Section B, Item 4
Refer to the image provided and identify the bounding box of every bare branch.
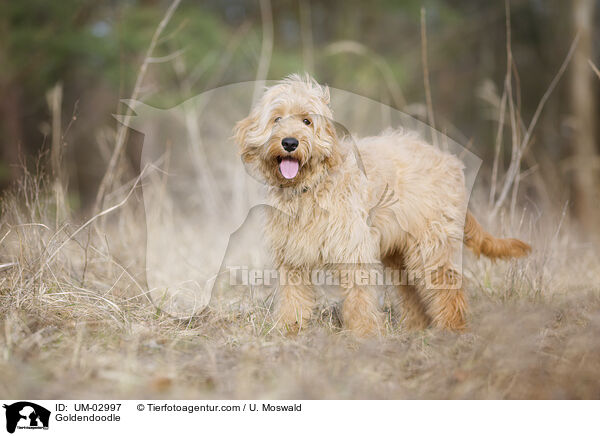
[491,33,579,218]
[299,0,314,73]
[589,59,600,80]
[420,7,437,147]
[253,0,273,104]
[94,0,182,214]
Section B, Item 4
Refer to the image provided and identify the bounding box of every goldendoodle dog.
[234,74,530,336]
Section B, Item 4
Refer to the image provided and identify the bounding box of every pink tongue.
[279,157,299,179]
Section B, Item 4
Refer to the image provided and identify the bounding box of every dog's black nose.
[281,137,299,152]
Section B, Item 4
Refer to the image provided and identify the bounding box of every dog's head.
[234,74,341,190]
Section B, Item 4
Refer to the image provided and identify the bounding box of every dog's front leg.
[274,266,315,333]
[342,286,383,337]
[339,265,384,337]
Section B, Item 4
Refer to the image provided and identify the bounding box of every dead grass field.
[1,170,600,400]
[1,0,599,403]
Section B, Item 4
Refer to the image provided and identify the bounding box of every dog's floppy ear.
[312,82,339,168]
[233,113,258,164]
[321,84,331,106]
[322,116,342,170]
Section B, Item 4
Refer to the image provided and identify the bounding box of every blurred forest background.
[0,0,598,227]
[2,0,600,400]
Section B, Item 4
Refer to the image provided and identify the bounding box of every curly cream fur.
[234,74,531,336]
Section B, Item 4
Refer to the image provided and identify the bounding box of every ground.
[1,180,599,399]
[3,290,600,399]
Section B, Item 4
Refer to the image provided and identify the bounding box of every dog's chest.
[266,193,370,267]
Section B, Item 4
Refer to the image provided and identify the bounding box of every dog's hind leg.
[421,266,467,331]
[416,268,467,331]
[381,252,431,330]
[404,241,467,332]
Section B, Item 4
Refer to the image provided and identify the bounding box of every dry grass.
[1,166,600,400]
[1,1,598,401]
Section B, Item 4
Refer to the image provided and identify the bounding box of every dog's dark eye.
[303,118,312,126]
[274,117,282,123]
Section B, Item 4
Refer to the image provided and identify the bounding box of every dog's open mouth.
[277,156,300,179]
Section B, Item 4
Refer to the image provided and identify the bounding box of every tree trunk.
[0,82,24,186]
[570,0,599,232]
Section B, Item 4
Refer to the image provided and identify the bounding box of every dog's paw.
[279,321,302,336]
[273,309,311,335]
[344,313,384,338]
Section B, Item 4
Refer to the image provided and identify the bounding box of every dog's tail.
[464,211,531,259]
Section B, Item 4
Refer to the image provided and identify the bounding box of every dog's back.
[354,130,530,259]
[354,130,467,257]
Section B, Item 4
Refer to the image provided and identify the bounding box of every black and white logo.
[2,402,50,434]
